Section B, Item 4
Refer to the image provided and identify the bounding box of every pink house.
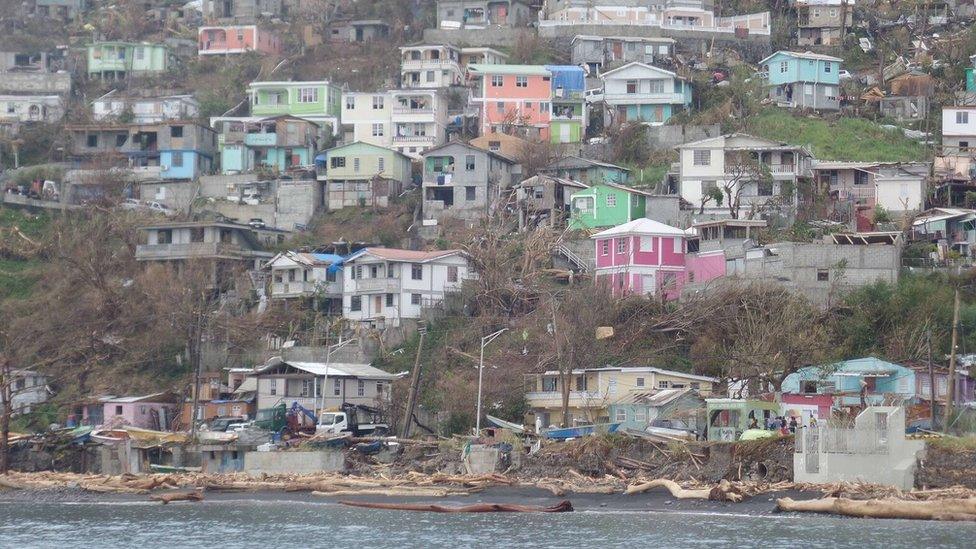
[79,393,180,430]
[198,25,282,56]
[468,64,552,140]
[592,218,726,300]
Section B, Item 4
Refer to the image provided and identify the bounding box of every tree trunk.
[0,360,11,474]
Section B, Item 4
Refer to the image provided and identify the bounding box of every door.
[641,273,656,296]
[559,124,571,143]
[373,295,383,315]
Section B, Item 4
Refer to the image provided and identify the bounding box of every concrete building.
[523,365,717,430]
[32,0,89,20]
[95,393,180,430]
[0,370,50,415]
[266,251,343,309]
[468,64,554,140]
[91,94,200,124]
[0,95,63,124]
[941,106,976,155]
[421,140,520,223]
[727,235,902,307]
[341,89,449,159]
[571,35,676,74]
[469,131,533,159]
[435,0,534,28]
[341,247,473,327]
[215,115,320,175]
[795,0,853,47]
[198,25,282,56]
[539,0,771,37]
[513,174,588,230]
[248,80,342,135]
[252,356,395,417]
[65,121,218,180]
[86,42,172,79]
[399,44,463,89]
[203,0,283,21]
[326,19,391,43]
[320,141,413,210]
[811,161,929,227]
[759,51,842,111]
[459,47,509,70]
[675,133,813,220]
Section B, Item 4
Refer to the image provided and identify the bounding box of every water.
[2,498,974,548]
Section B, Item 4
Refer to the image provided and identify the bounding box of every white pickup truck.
[315,404,389,437]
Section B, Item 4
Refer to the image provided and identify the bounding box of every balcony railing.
[136,241,234,260]
[392,107,434,115]
[601,92,687,104]
[724,163,796,175]
[349,277,401,293]
[524,390,604,406]
[392,135,436,143]
[271,281,317,296]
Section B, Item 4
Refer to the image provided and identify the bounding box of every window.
[574,196,594,213]
[957,111,969,125]
[357,380,365,397]
[425,70,435,82]
[333,378,341,396]
[298,87,319,103]
[331,157,346,169]
[615,408,627,422]
[817,269,829,281]
[114,405,123,415]
[525,102,533,109]
[411,264,423,280]
[345,96,355,109]
[372,96,384,109]
[636,377,645,387]
[488,140,500,151]
[757,180,773,196]
[157,229,172,244]
[353,158,360,172]
[658,380,670,389]
[673,237,682,254]
[616,238,627,253]
[540,102,549,112]
[516,76,527,87]
[960,141,970,152]
[378,157,385,172]
[496,101,505,111]
[542,377,557,392]
[301,379,312,397]
[465,154,476,171]
[626,80,637,94]
[601,240,610,256]
[269,379,277,396]
[386,293,394,307]
[447,265,458,282]
[606,193,616,207]
[692,149,711,166]
[411,293,422,305]
[635,409,647,423]
[824,62,832,73]
[491,75,504,87]
[640,236,653,252]
[352,265,362,279]
[86,134,98,147]
[350,295,362,311]
[372,123,384,137]
[134,47,144,60]
[377,382,385,394]
[690,382,700,390]
[171,151,183,168]
[688,271,695,283]
[780,61,789,73]
[116,134,127,147]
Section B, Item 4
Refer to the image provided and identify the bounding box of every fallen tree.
[777,497,976,521]
[150,490,204,504]
[338,499,574,513]
[625,479,746,502]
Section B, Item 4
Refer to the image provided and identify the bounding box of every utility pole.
[927,325,936,428]
[400,326,426,439]
[475,328,508,434]
[946,288,961,431]
[189,302,205,440]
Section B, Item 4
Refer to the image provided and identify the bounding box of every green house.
[321,141,413,210]
[248,80,342,135]
[87,42,171,79]
[568,182,650,230]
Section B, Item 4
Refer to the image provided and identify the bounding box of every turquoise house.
[598,62,692,125]
[87,42,171,79]
[607,388,706,433]
[758,51,842,111]
[218,116,320,175]
[781,357,916,407]
[568,182,649,230]
[540,156,629,186]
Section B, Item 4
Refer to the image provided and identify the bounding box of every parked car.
[121,198,141,210]
[248,218,266,229]
[838,70,852,80]
[205,416,247,432]
[144,201,174,216]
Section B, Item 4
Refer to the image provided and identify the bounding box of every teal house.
[87,42,171,79]
[248,80,343,135]
[758,51,842,111]
[598,62,692,126]
[607,388,706,432]
[540,156,629,186]
[218,115,320,175]
[781,357,916,407]
[568,182,650,230]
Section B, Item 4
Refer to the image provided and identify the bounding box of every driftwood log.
[625,479,745,502]
[777,497,976,521]
[150,490,204,504]
[338,500,574,513]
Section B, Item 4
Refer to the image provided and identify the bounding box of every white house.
[252,357,396,413]
[595,61,692,125]
[399,44,463,89]
[342,247,473,327]
[341,89,448,159]
[942,106,976,155]
[91,93,200,124]
[0,369,50,415]
[676,133,813,220]
[0,94,64,124]
[266,251,344,311]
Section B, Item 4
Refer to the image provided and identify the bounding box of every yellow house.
[523,366,718,430]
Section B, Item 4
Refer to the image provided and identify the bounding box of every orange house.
[198,25,282,56]
[468,64,553,140]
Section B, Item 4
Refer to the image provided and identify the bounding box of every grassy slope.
[745,109,931,162]
[0,207,49,300]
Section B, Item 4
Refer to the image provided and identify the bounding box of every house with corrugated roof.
[567,182,649,230]
[341,247,474,327]
[758,50,843,111]
[251,356,396,413]
[781,357,916,407]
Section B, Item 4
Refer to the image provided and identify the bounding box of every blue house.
[607,388,706,433]
[598,62,692,125]
[758,51,842,111]
[781,357,916,407]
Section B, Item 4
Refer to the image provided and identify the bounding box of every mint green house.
[321,141,413,210]
[217,115,320,175]
[568,182,650,230]
[87,42,171,79]
[248,81,342,135]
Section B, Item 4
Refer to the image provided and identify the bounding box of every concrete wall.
[646,124,722,150]
[0,72,71,94]
[423,27,524,48]
[244,450,345,475]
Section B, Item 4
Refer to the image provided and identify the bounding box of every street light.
[476,328,508,434]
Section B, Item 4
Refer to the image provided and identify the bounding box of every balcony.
[392,135,436,144]
[244,133,278,146]
[136,241,234,260]
[271,281,317,297]
[401,59,459,71]
[724,163,797,175]
[601,92,687,105]
[525,391,604,408]
[349,277,401,293]
[392,106,434,115]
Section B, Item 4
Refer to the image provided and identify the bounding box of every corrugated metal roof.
[592,218,686,238]
[467,63,550,76]
[347,247,464,263]
[281,361,397,380]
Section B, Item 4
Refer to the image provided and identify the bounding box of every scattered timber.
[625,478,746,502]
[777,497,976,521]
[338,500,574,513]
[150,490,204,504]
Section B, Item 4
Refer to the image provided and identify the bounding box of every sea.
[1,498,974,548]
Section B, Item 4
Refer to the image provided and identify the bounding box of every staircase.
[554,243,592,273]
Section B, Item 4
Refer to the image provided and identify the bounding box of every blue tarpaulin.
[545,65,585,92]
[310,253,346,274]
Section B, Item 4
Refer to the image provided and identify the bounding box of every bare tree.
[722,152,773,219]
